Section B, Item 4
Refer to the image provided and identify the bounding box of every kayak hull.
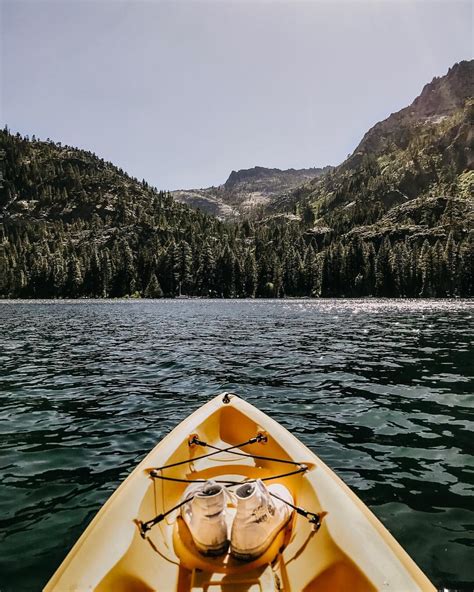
[44,394,435,591]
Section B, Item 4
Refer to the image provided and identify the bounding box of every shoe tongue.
[201,482,221,497]
[236,482,255,498]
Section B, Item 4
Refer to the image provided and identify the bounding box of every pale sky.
[1,0,472,190]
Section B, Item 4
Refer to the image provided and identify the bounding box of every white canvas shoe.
[230,479,294,561]
[180,480,229,555]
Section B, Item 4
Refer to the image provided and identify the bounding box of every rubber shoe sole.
[230,515,291,561]
[194,538,229,557]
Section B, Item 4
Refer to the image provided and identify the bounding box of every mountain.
[0,131,228,297]
[350,60,473,160]
[172,165,330,218]
[0,60,472,299]
[281,60,473,237]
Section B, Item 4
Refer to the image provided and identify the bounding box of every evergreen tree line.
[1,220,471,298]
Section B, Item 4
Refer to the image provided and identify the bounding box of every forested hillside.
[0,61,472,299]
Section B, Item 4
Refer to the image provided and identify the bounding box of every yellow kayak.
[45,393,435,591]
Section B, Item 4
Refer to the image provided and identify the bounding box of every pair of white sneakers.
[181,479,293,561]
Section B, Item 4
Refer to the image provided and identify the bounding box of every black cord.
[203,442,306,466]
[150,465,307,484]
[148,435,267,473]
[140,435,321,537]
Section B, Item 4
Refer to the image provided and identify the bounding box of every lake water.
[0,299,473,590]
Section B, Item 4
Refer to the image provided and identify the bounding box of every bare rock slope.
[172,165,331,218]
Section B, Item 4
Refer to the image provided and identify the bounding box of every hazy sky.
[1,0,472,189]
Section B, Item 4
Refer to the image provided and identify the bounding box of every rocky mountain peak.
[350,59,473,159]
[223,166,323,189]
[224,166,276,188]
[410,59,473,119]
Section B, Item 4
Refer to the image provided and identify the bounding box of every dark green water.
[0,299,473,590]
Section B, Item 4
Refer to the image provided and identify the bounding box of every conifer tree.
[144,273,163,298]
[243,251,258,297]
[419,240,434,297]
[444,231,459,296]
[375,237,392,296]
[66,256,83,297]
[100,251,112,298]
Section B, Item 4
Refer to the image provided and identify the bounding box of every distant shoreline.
[0,297,471,302]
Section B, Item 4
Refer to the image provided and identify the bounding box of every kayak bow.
[44,393,435,591]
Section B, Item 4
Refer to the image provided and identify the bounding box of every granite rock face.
[282,59,473,241]
[349,60,474,161]
[172,165,331,219]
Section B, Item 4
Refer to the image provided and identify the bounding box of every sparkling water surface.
[0,299,473,590]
